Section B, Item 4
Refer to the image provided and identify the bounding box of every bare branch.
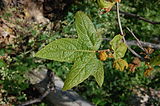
[111,8,160,25]
[103,38,160,49]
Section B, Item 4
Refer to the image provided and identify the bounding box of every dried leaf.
[145,47,154,55]
[128,64,136,72]
[144,68,154,76]
[98,51,108,61]
[132,57,141,66]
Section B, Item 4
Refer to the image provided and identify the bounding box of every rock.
[26,66,94,106]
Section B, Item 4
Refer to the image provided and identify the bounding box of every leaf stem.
[97,49,111,53]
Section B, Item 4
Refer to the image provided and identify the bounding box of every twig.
[116,3,124,35]
[18,71,55,106]
[116,3,144,60]
[111,8,160,25]
[126,27,145,52]
[103,38,160,49]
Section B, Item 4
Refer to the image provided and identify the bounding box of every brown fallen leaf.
[128,57,141,72]
[144,67,154,76]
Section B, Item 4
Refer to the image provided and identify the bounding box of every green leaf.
[97,0,115,9]
[36,11,104,90]
[150,55,160,66]
[62,54,104,90]
[35,38,83,62]
[92,60,104,87]
[110,34,127,59]
[75,11,102,50]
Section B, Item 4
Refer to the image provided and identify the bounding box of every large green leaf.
[110,35,127,59]
[35,11,104,90]
[63,54,104,90]
[75,11,102,50]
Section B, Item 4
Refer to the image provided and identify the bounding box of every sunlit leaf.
[113,59,128,71]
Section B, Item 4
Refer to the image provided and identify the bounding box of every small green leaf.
[150,55,160,66]
[110,34,127,59]
[75,11,102,50]
[62,54,104,90]
[97,0,115,9]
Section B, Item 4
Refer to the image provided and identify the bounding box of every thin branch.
[111,8,160,25]
[116,3,144,60]
[126,27,145,52]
